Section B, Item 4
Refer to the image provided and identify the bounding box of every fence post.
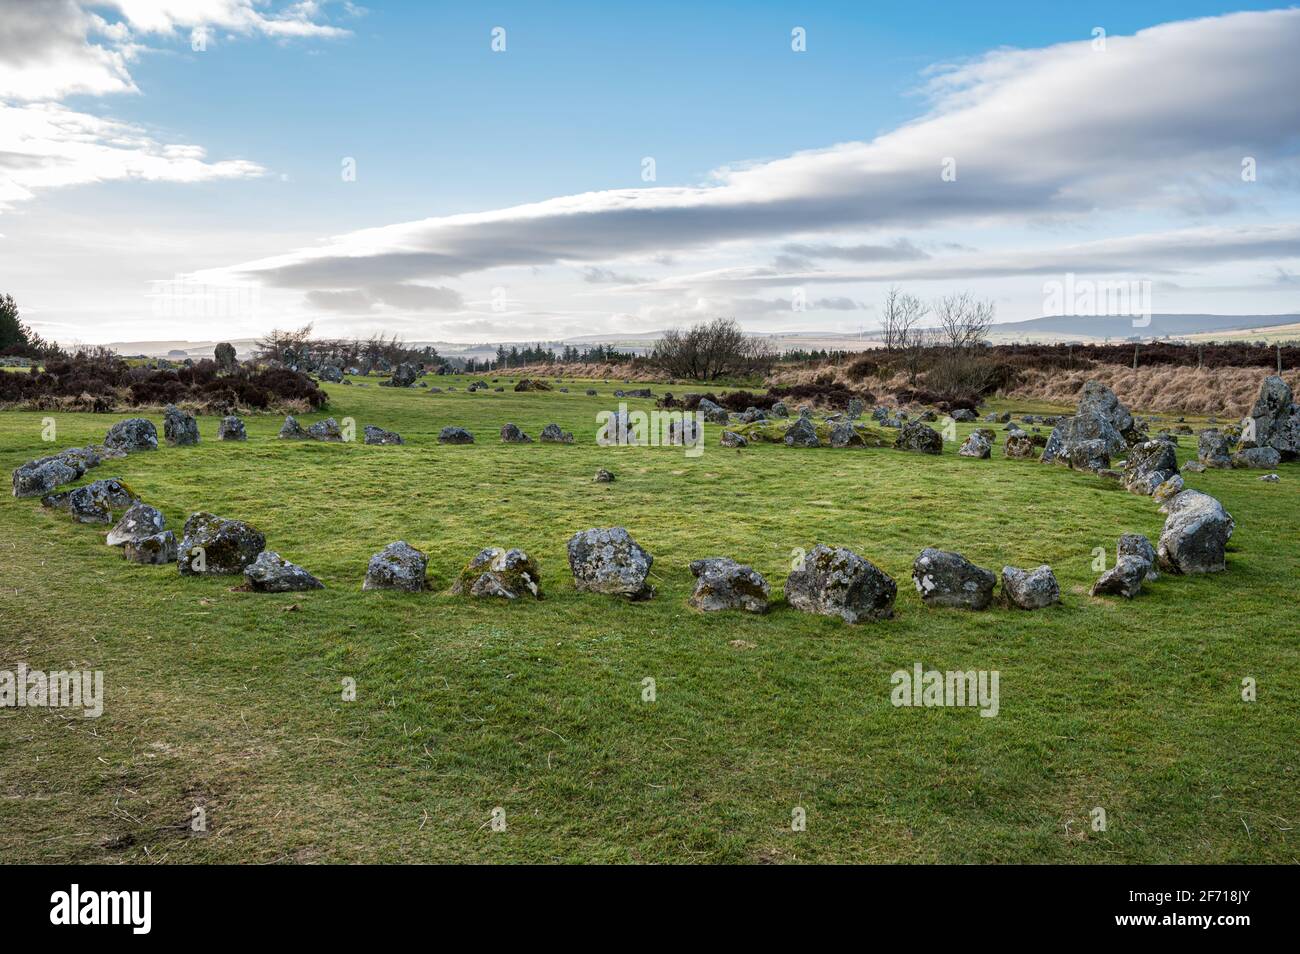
[1132,342,1139,370]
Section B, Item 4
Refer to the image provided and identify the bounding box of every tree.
[879,286,931,383]
[650,317,776,380]
[932,292,994,352]
[0,293,31,351]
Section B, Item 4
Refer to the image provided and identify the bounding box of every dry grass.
[1003,365,1299,417]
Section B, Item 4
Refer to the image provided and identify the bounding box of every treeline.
[0,293,66,360]
[461,342,635,373]
[254,326,445,371]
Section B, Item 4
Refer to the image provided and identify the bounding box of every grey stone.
[1118,533,1159,581]
[1123,439,1179,495]
[242,551,324,592]
[278,415,307,439]
[104,418,158,453]
[697,398,729,424]
[912,548,996,610]
[163,405,199,446]
[363,541,428,591]
[1001,565,1060,609]
[895,421,943,454]
[1091,555,1149,598]
[438,426,474,444]
[217,416,247,441]
[363,425,404,445]
[178,512,266,575]
[566,527,654,600]
[539,423,574,444]
[307,417,343,442]
[593,468,615,483]
[451,547,541,599]
[720,430,748,448]
[1157,490,1234,574]
[107,502,165,546]
[958,432,992,459]
[500,423,533,443]
[688,557,769,613]
[784,544,896,623]
[784,417,820,447]
[1232,446,1281,468]
[1197,429,1233,468]
[123,531,177,565]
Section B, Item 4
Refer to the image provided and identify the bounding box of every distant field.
[1,375,1295,863]
[1184,323,1300,345]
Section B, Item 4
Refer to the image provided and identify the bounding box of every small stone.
[438,426,474,444]
[1001,565,1060,609]
[217,416,247,441]
[688,557,769,613]
[593,468,615,483]
[363,425,404,445]
[242,551,324,592]
[363,541,429,592]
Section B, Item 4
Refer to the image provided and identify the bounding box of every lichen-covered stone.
[958,432,992,459]
[242,551,324,592]
[720,430,748,448]
[1091,555,1149,598]
[307,417,343,442]
[217,416,247,441]
[566,527,653,600]
[363,425,403,445]
[500,423,532,443]
[451,547,541,599]
[688,557,769,613]
[1001,565,1060,609]
[163,404,199,446]
[895,421,943,454]
[539,423,574,444]
[438,426,474,444]
[177,512,266,576]
[362,541,428,591]
[279,415,307,439]
[912,548,996,610]
[1157,490,1234,574]
[103,418,158,453]
[593,468,615,483]
[1118,533,1159,581]
[107,502,165,546]
[1123,439,1179,495]
[784,544,896,623]
[123,531,177,565]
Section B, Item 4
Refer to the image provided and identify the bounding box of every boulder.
[1001,565,1060,610]
[362,541,429,591]
[307,417,344,442]
[383,363,418,388]
[500,423,533,444]
[363,425,404,445]
[1004,434,1037,459]
[279,415,307,439]
[784,417,820,447]
[697,398,729,424]
[846,397,865,421]
[1197,429,1233,468]
[1064,438,1111,472]
[318,364,343,383]
[1078,380,1137,443]
[1151,474,1184,506]
[44,478,138,524]
[720,430,748,448]
[242,551,324,592]
[566,527,654,600]
[593,468,615,483]
[950,409,978,422]
[123,531,177,565]
[12,454,81,498]
[450,547,541,599]
[103,418,158,453]
[912,548,997,610]
[539,423,574,444]
[1118,533,1159,581]
[1157,490,1234,574]
[688,557,770,613]
[770,401,790,418]
[106,502,165,546]
[217,416,247,441]
[438,426,474,444]
[895,421,943,454]
[163,405,199,446]
[1232,446,1281,468]
[177,512,265,575]
[829,422,864,448]
[958,432,992,459]
[1091,555,1150,598]
[1241,374,1299,459]
[1122,439,1179,495]
[784,544,896,623]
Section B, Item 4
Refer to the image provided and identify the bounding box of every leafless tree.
[933,292,995,352]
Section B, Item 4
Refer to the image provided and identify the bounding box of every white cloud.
[0,102,264,210]
[213,9,1300,298]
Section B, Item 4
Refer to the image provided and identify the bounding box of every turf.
[1,375,1295,863]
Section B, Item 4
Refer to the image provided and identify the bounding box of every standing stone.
[593,468,615,483]
[307,418,344,442]
[279,416,307,439]
[217,416,247,441]
[958,432,992,459]
[451,547,542,599]
[123,531,177,565]
[1156,490,1234,574]
[362,541,429,591]
[784,544,896,623]
[1197,429,1233,468]
[566,527,654,600]
[177,512,265,575]
[318,364,343,383]
[363,425,404,445]
[107,502,165,547]
[770,401,790,418]
[697,398,729,424]
[1122,439,1179,495]
[1118,533,1159,581]
[163,405,199,446]
[500,423,533,443]
[1241,374,1299,459]
[45,478,138,524]
[1001,565,1060,609]
[829,422,864,448]
[913,548,997,609]
[1232,446,1281,468]
[384,363,418,388]
[688,557,770,613]
[539,423,574,443]
[720,430,748,448]
[242,551,324,592]
[784,417,820,447]
[1004,434,1037,459]
[438,426,474,444]
[895,421,943,454]
[1091,555,1150,598]
[104,418,158,453]
[846,397,865,421]
[12,455,81,498]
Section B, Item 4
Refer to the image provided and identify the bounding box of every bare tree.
[880,286,931,382]
[651,318,775,380]
[933,293,994,352]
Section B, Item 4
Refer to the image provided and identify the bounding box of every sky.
[1,0,1299,346]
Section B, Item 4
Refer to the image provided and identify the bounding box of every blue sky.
[2,1,1299,344]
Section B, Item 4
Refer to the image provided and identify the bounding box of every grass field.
[1,374,1296,863]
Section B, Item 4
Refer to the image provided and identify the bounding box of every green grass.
[1,374,1296,863]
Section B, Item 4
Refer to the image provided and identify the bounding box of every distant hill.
[985,313,1300,342]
